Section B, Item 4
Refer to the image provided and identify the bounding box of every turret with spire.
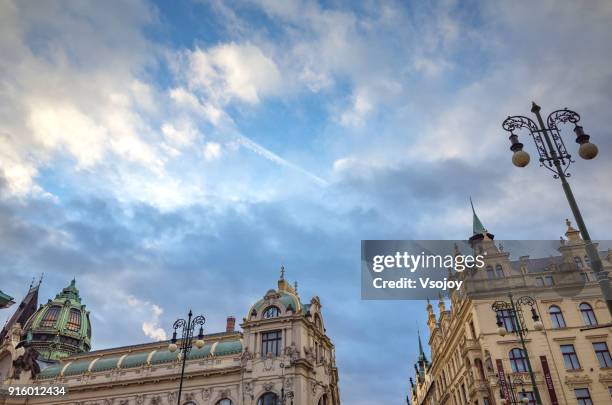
[468,198,495,249]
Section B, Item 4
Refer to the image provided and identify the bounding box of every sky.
[1,0,612,403]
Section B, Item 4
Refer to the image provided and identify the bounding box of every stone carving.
[284,376,293,389]
[240,347,253,366]
[264,353,274,371]
[263,382,274,391]
[219,388,231,398]
[103,400,114,405]
[150,396,161,405]
[11,345,40,380]
[135,395,144,405]
[119,400,129,405]
[244,382,253,395]
[304,346,315,362]
[311,381,318,394]
[202,388,212,400]
[284,342,300,363]
[167,391,177,403]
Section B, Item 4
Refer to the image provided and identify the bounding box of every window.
[261,330,282,357]
[521,391,536,405]
[579,303,598,326]
[497,309,516,332]
[40,306,61,328]
[483,398,491,405]
[509,348,528,373]
[475,358,485,380]
[544,276,554,286]
[469,321,477,340]
[548,305,566,328]
[580,272,589,282]
[575,388,593,405]
[574,256,584,269]
[216,400,232,405]
[561,344,581,370]
[257,392,279,405]
[486,266,495,279]
[584,255,591,268]
[535,277,544,287]
[495,264,504,278]
[318,394,328,405]
[66,308,81,332]
[262,306,280,319]
[593,342,612,368]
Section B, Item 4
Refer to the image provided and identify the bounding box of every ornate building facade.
[409,212,612,405]
[0,271,340,405]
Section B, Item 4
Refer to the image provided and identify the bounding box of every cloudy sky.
[1,0,612,403]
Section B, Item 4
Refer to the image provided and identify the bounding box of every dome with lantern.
[22,279,92,361]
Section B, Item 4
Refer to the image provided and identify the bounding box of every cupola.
[22,279,91,361]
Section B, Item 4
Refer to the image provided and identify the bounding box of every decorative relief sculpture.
[11,345,40,380]
[202,388,212,400]
[263,382,274,392]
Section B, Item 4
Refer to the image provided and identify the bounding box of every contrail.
[234,134,329,187]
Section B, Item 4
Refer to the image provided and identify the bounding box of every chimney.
[226,316,236,333]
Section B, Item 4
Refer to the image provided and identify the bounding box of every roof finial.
[294,280,298,293]
[280,264,285,280]
[37,273,44,287]
[470,197,487,235]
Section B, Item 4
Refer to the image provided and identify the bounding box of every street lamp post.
[492,294,544,405]
[498,375,531,405]
[168,310,206,405]
[502,102,612,317]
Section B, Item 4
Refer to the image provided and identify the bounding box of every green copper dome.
[22,279,92,361]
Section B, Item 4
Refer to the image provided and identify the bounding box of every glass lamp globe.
[579,142,598,160]
[512,150,530,167]
[497,326,507,337]
[533,320,544,331]
[168,343,178,352]
[195,339,205,349]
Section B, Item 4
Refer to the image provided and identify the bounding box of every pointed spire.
[294,280,298,293]
[470,197,487,235]
[417,329,425,359]
[280,264,285,280]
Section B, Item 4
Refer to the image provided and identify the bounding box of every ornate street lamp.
[498,375,531,405]
[168,310,206,405]
[492,294,543,405]
[502,103,612,317]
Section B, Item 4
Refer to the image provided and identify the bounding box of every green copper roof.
[187,344,213,360]
[470,197,486,235]
[38,364,62,379]
[150,349,179,365]
[0,290,14,308]
[90,356,120,373]
[55,279,81,302]
[63,360,91,377]
[214,340,242,356]
[120,351,150,369]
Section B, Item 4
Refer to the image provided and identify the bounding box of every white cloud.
[127,296,167,341]
[203,142,222,161]
[185,43,283,104]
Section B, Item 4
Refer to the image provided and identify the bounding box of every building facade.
[0,270,340,405]
[410,214,612,405]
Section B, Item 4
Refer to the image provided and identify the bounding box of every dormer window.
[263,306,280,319]
[67,308,81,332]
[40,306,61,328]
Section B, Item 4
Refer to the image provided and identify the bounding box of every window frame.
[40,306,61,328]
[575,388,593,405]
[579,303,598,326]
[261,330,282,357]
[548,305,566,328]
[262,306,281,319]
[509,348,528,373]
[257,392,279,405]
[66,308,81,332]
[593,342,612,368]
[560,344,581,370]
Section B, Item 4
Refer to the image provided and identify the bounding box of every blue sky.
[2,1,612,403]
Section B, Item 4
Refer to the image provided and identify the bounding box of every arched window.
[216,399,232,405]
[548,305,566,328]
[66,308,81,332]
[495,264,504,278]
[40,306,61,328]
[474,358,485,380]
[257,392,279,405]
[509,348,528,372]
[574,256,584,269]
[263,306,280,319]
[497,309,516,332]
[318,394,328,405]
[486,266,495,279]
[579,303,597,326]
